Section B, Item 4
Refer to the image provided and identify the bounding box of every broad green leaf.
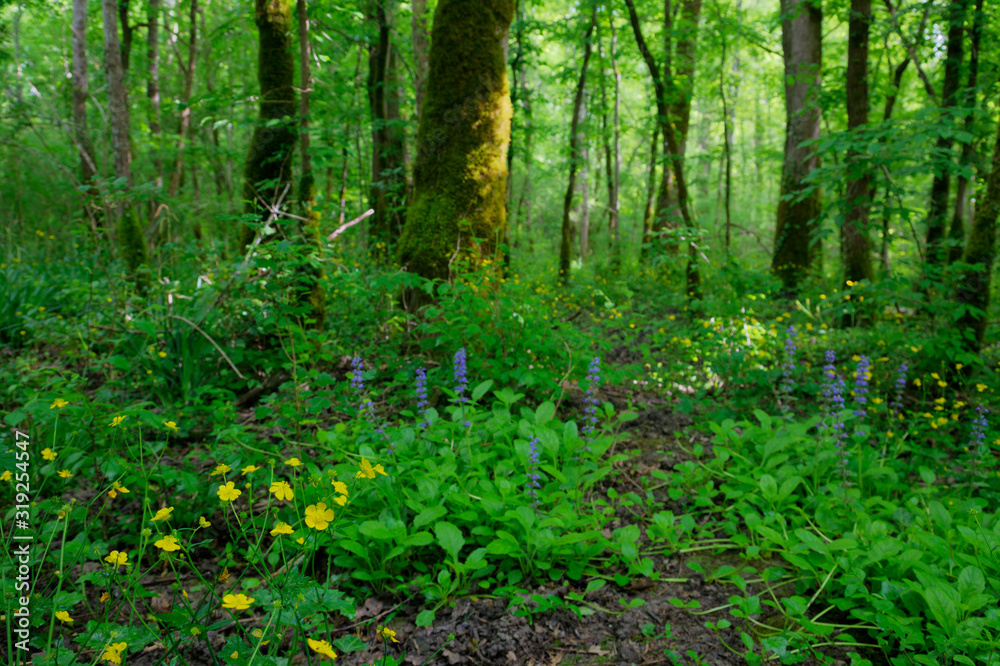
[434,521,465,562]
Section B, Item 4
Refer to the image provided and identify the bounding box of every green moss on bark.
[239,0,298,249]
[397,0,515,282]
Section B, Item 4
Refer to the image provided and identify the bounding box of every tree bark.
[72,0,99,225]
[397,0,514,288]
[719,28,735,258]
[956,102,1000,351]
[842,0,874,312]
[411,0,430,119]
[924,0,968,268]
[295,0,324,329]
[169,0,198,198]
[948,0,983,264]
[102,0,132,193]
[118,0,134,77]
[641,123,659,258]
[771,0,822,294]
[239,0,298,249]
[148,0,163,188]
[609,8,621,256]
[559,7,596,283]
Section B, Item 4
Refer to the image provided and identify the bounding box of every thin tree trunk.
[147,0,163,188]
[948,0,983,264]
[878,54,910,275]
[771,0,822,294]
[641,123,660,258]
[168,0,198,198]
[559,6,596,284]
[338,147,349,226]
[367,0,404,259]
[411,0,430,119]
[13,6,24,104]
[842,0,874,326]
[609,7,621,256]
[578,93,590,265]
[298,0,312,180]
[956,101,1000,351]
[719,32,733,257]
[924,0,969,268]
[507,0,525,212]
[118,0,134,77]
[625,0,700,295]
[72,0,99,226]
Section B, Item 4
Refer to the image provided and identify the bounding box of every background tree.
[239,0,298,249]
[397,0,515,290]
[842,0,874,312]
[771,0,822,294]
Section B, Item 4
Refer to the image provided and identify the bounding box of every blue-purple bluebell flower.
[525,436,541,505]
[582,357,601,446]
[415,367,429,429]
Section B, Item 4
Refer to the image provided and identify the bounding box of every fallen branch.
[327,208,374,241]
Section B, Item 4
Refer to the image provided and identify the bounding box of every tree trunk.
[559,7,596,284]
[878,55,910,275]
[295,0,324,329]
[148,0,163,188]
[118,0,134,77]
[367,1,405,260]
[641,123,660,259]
[102,0,132,194]
[771,0,822,294]
[956,103,1000,351]
[239,0,298,249]
[169,0,198,198]
[507,0,525,213]
[719,30,735,258]
[842,0,874,314]
[397,0,514,289]
[72,0,99,226]
[948,0,982,264]
[609,7,621,257]
[625,0,700,296]
[924,0,968,268]
[577,94,590,266]
[411,0,430,119]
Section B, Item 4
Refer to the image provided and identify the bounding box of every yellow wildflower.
[221,593,255,610]
[50,398,68,409]
[270,480,294,501]
[151,507,174,521]
[305,503,335,531]
[217,482,242,502]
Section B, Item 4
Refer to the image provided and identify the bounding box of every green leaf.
[957,566,985,598]
[413,506,448,529]
[333,635,368,653]
[759,474,778,502]
[472,380,494,402]
[415,609,436,627]
[434,521,465,562]
[923,585,959,633]
[535,401,555,426]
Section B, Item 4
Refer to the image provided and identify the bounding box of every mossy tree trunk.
[771,0,822,295]
[955,104,1000,352]
[239,0,297,249]
[842,0,873,327]
[397,0,515,287]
